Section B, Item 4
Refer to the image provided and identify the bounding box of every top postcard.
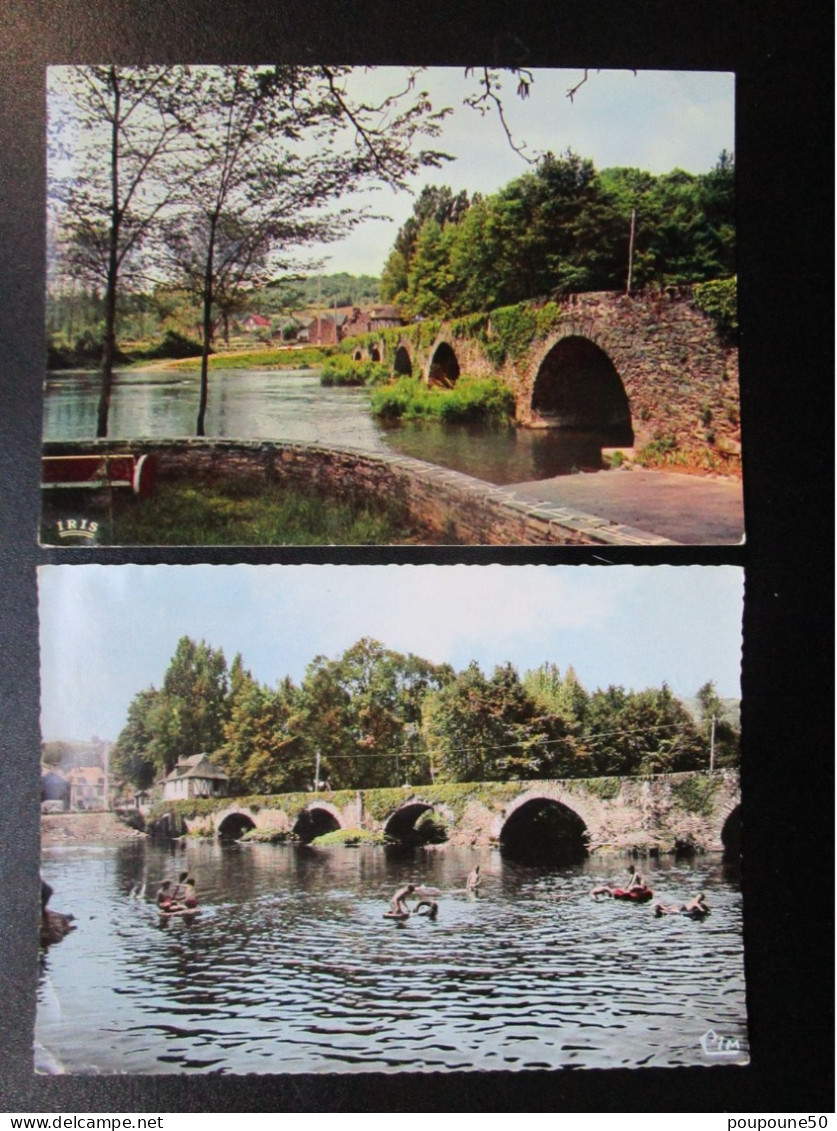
[41,66,742,547]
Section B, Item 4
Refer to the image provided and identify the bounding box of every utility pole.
[626,206,636,296]
[317,274,322,345]
[709,716,717,772]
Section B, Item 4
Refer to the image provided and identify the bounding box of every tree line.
[47,271,382,364]
[379,150,735,319]
[111,635,739,796]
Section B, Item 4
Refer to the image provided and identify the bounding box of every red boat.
[611,886,654,902]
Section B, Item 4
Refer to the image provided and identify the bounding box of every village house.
[340,305,403,339]
[41,769,71,811]
[161,753,230,802]
[239,313,272,333]
[67,765,107,811]
[301,311,349,346]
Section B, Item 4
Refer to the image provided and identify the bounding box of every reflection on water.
[43,369,386,452]
[43,369,610,485]
[37,842,748,1074]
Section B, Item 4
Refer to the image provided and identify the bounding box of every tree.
[583,683,705,776]
[159,65,452,434]
[218,660,307,794]
[111,687,165,790]
[296,638,450,789]
[423,661,584,783]
[696,679,740,768]
[49,66,194,435]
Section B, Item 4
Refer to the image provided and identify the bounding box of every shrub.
[310,827,385,846]
[671,776,719,817]
[321,355,389,387]
[693,277,738,341]
[370,375,515,424]
[135,329,205,361]
[481,301,562,367]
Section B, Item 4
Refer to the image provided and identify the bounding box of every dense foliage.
[369,375,516,423]
[380,150,735,318]
[111,637,739,795]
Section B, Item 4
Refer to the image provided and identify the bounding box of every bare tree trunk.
[96,67,120,438]
[196,223,216,437]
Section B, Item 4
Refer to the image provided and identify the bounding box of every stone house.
[340,305,403,339]
[161,753,229,802]
[67,765,107,811]
[302,311,349,346]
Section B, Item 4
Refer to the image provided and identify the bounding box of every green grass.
[320,355,390,386]
[153,346,332,371]
[310,828,386,846]
[370,375,515,424]
[56,478,422,546]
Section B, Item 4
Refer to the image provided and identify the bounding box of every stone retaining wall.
[43,438,675,546]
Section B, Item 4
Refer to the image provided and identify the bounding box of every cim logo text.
[700,1029,744,1058]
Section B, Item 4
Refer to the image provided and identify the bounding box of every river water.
[42,368,605,484]
[37,841,748,1075]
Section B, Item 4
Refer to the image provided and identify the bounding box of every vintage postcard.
[41,66,743,548]
[37,563,747,1074]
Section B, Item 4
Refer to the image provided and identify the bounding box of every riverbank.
[42,812,146,846]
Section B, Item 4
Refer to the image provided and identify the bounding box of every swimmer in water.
[389,884,416,916]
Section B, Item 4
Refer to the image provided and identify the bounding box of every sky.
[310,68,735,276]
[39,564,743,742]
[47,66,734,282]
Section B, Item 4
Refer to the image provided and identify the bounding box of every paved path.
[504,467,745,545]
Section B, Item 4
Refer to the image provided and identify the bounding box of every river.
[42,367,607,485]
[37,841,748,1074]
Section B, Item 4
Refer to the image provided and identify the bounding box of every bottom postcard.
[36,563,747,1073]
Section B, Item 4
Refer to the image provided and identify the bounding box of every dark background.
[1,0,833,1113]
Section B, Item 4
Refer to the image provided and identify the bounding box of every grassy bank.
[41,477,429,546]
[370,375,516,424]
[166,346,331,371]
[48,342,332,373]
[320,355,390,386]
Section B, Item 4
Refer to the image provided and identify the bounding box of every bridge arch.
[393,344,413,377]
[293,802,342,844]
[531,334,633,445]
[384,800,448,845]
[427,341,460,386]
[720,803,741,862]
[217,811,257,840]
[498,791,590,862]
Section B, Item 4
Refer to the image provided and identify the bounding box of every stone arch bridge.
[158,770,741,859]
[353,288,740,465]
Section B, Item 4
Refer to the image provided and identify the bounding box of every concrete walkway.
[503,467,745,545]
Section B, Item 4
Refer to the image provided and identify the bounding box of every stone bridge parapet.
[156,770,740,857]
[44,438,675,546]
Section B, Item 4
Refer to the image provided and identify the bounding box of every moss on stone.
[670,775,720,816]
[310,827,385,847]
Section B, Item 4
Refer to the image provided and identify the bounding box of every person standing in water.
[625,863,646,891]
[466,864,481,892]
[390,884,416,916]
